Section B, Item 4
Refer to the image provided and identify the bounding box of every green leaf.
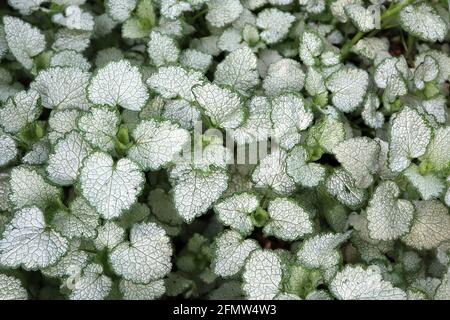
[88,60,148,111]
[330,265,406,300]
[128,119,190,171]
[402,200,450,250]
[79,152,144,219]
[212,230,259,277]
[0,274,28,300]
[388,106,432,173]
[264,198,313,241]
[214,192,259,236]
[326,67,369,113]
[110,222,172,283]
[0,207,68,270]
[367,181,414,241]
[334,137,380,189]
[214,46,260,96]
[243,250,282,299]
[3,16,46,69]
[399,3,447,42]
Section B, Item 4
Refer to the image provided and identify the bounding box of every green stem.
[341,31,364,59]
[201,114,214,129]
[191,8,208,21]
[340,0,415,60]
[406,33,415,60]
[380,0,414,20]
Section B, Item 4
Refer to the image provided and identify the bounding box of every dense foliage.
[0,0,449,300]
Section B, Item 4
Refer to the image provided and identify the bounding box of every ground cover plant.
[0,0,449,300]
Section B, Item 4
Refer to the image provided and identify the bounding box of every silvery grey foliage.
[0,0,449,301]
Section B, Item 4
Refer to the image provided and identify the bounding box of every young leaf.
[373,57,409,96]
[50,50,91,71]
[22,141,50,165]
[299,29,323,66]
[54,28,91,52]
[212,230,259,277]
[147,31,180,67]
[352,37,389,60]
[0,207,68,270]
[88,60,148,111]
[230,96,272,145]
[305,66,326,98]
[306,113,346,153]
[264,198,313,241]
[330,0,363,22]
[52,5,95,31]
[413,56,439,90]
[180,49,212,73]
[48,109,81,144]
[367,181,414,241]
[421,96,447,124]
[299,0,325,14]
[79,152,144,219]
[243,250,282,299]
[8,0,46,15]
[361,92,384,129]
[330,265,406,300]
[160,0,192,20]
[128,119,189,171]
[415,50,450,84]
[163,99,201,130]
[109,222,172,283]
[42,241,89,279]
[217,28,244,53]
